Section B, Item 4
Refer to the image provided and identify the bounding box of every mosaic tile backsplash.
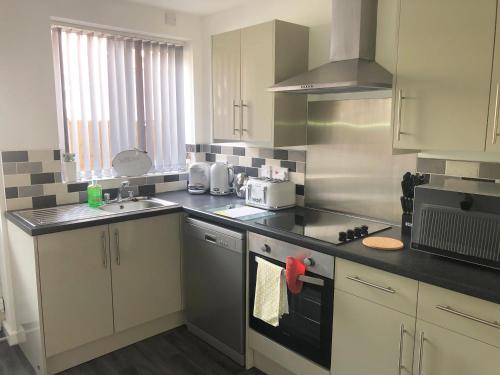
[1,144,306,211]
[1,150,188,211]
[416,156,500,182]
[186,144,306,206]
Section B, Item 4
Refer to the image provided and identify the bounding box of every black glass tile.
[245,167,259,177]
[280,160,296,172]
[210,145,222,154]
[67,182,89,192]
[234,166,246,174]
[164,174,180,182]
[273,149,288,160]
[30,172,55,185]
[205,153,216,162]
[5,187,18,199]
[233,147,245,156]
[2,151,28,162]
[252,158,266,168]
[32,195,57,209]
[139,184,156,196]
[53,150,61,160]
[296,184,305,196]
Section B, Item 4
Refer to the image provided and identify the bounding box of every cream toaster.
[245,177,296,210]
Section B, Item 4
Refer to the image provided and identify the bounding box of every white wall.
[0,0,203,337]
[197,0,398,143]
[0,0,203,151]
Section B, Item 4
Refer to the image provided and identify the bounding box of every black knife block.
[401,213,412,235]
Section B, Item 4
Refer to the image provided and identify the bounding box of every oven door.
[248,251,333,369]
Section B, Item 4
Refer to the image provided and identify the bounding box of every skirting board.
[2,319,24,345]
[46,311,185,375]
[248,329,329,375]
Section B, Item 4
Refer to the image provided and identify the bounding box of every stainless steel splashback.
[305,98,417,224]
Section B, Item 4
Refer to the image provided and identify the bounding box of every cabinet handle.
[492,83,500,144]
[396,89,404,141]
[417,331,425,375]
[232,100,240,136]
[397,323,406,375]
[345,275,395,294]
[114,228,120,265]
[240,100,248,133]
[436,305,500,329]
[101,231,107,269]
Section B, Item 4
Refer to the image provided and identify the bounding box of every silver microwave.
[412,177,500,269]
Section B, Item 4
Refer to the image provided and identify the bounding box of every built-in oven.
[248,233,334,369]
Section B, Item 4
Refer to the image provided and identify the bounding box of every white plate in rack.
[112,149,152,177]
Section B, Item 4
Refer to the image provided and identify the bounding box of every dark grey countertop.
[6,189,500,305]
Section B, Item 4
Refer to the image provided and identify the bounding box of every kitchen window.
[51,25,187,179]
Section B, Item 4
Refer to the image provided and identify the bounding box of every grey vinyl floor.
[0,326,266,375]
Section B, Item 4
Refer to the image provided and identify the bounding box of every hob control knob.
[261,244,271,253]
[361,225,369,235]
[338,231,347,242]
[347,229,355,240]
[354,227,362,237]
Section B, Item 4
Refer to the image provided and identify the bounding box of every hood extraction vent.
[269,0,392,94]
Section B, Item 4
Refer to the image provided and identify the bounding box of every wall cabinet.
[332,290,415,375]
[393,0,497,151]
[486,3,500,151]
[212,20,309,147]
[37,214,182,357]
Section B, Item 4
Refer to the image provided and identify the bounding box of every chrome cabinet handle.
[436,305,500,329]
[232,100,240,136]
[346,275,396,294]
[492,83,500,144]
[397,323,405,375]
[417,331,425,375]
[240,100,248,133]
[396,88,404,141]
[114,228,120,265]
[101,232,107,269]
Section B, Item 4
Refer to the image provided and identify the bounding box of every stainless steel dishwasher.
[182,217,246,365]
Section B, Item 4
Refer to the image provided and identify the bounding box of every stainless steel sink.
[98,198,179,213]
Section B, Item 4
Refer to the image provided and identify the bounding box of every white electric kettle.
[210,163,234,195]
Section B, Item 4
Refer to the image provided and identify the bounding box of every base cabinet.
[110,215,182,332]
[413,319,500,375]
[37,214,181,358]
[38,225,114,357]
[331,290,415,375]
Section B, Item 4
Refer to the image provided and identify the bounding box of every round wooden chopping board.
[362,237,404,251]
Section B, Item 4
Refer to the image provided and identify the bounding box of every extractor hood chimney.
[269,0,392,94]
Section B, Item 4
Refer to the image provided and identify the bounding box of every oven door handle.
[298,275,325,287]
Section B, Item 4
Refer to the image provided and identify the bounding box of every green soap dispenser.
[87,179,103,208]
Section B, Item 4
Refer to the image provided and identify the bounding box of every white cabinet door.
[413,319,500,375]
[393,0,496,151]
[486,4,500,150]
[37,225,113,356]
[332,290,415,375]
[212,30,241,141]
[110,214,182,332]
[240,22,274,144]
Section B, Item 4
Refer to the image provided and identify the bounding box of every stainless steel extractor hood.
[269,0,392,94]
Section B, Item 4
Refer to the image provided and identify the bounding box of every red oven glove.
[285,256,306,294]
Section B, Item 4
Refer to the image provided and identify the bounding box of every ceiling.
[126,0,250,15]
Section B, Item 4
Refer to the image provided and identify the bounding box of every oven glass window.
[248,252,333,369]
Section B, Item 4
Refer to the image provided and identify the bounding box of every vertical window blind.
[51,26,186,178]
